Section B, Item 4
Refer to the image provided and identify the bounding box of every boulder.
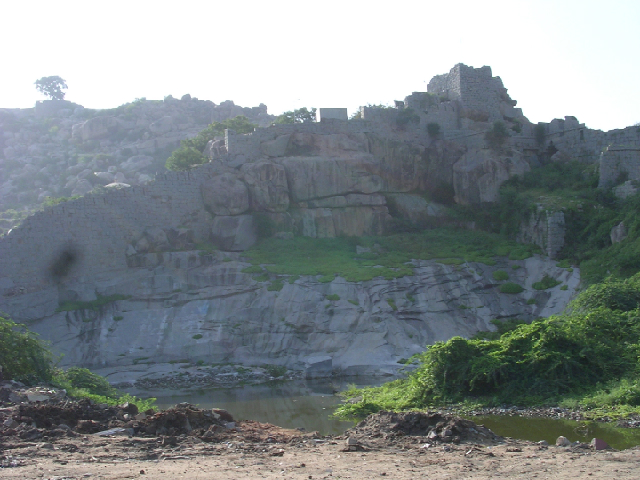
[279,156,383,202]
[260,134,291,157]
[148,116,174,135]
[286,133,367,157]
[306,194,386,208]
[77,116,122,142]
[241,161,290,212]
[201,174,250,216]
[453,148,530,204]
[611,222,628,244]
[556,436,571,447]
[71,179,93,196]
[120,155,154,174]
[211,215,257,251]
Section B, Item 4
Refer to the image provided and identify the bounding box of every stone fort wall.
[0,167,219,294]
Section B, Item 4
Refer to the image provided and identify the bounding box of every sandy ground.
[2,432,640,479]
[2,398,640,479]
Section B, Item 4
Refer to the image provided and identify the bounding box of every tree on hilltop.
[275,107,317,124]
[34,76,68,101]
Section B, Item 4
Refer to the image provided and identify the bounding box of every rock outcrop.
[14,250,578,376]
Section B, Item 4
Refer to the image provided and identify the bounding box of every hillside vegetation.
[336,160,640,418]
[0,316,155,410]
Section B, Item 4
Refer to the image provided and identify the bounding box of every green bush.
[60,367,116,397]
[0,316,55,384]
[500,282,524,294]
[532,274,561,290]
[335,274,640,416]
[192,334,203,340]
[492,270,509,281]
[165,146,206,171]
[387,298,398,311]
[326,294,340,301]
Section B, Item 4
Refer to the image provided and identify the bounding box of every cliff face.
[5,63,622,374]
[18,250,577,375]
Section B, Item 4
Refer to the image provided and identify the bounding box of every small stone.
[591,438,610,450]
[556,436,571,447]
[346,437,359,446]
[537,440,549,446]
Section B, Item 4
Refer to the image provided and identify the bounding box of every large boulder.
[286,133,368,157]
[119,155,154,174]
[148,116,174,135]
[453,148,530,204]
[279,156,383,202]
[210,215,257,251]
[74,116,122,142]
[260,134,291,157]
[241,161,290,212]
[201,174,250,216]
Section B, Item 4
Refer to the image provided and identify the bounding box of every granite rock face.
[14,251,578,376]
[201,173,250,216]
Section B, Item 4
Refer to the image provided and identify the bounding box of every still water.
[147,379,640,450]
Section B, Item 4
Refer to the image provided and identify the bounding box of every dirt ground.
[2,403,640,479]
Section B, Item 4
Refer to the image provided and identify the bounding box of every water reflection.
[150,377,385,435]
[471,415,640,450]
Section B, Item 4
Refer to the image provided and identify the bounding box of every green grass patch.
[492,270,509,281]
[243,229,536,283]
[318,275,335,283]
[326,294,340,301]
[288,275,300,284]
[348,299,359,306]
[254,273,270,282]
[387,299,398,311]
[267,280,284,291]
[526,298,536,305]
[56,294,131,312]
[406,293,416,303]
[192,334,203,340]
[560,285,568,291]
[500,282,524,294]
[532,274,562,290]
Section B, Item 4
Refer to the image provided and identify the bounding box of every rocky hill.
[1,63,638,378]
[0,95,272,235]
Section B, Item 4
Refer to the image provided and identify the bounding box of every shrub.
[61,367,116,397]
[326,294,340,301]
[500,282,524,294]
[526,298,536,305]
[492,270,509,281]
[387,298,398,311]
[263,364,287,377]
[0,316,55,384]
[192,334,203,340]
[532,274,561,290]
[165,146,206,171]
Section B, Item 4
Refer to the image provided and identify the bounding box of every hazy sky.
[2,0,638,132]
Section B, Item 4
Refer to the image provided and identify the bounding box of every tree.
[165,146,206,172]
[166,116,257,171]
[275,107,317,124]
[34,76,68,100]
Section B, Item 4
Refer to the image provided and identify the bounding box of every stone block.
[201,174,250,216]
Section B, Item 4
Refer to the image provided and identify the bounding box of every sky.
[2,0,639,132]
